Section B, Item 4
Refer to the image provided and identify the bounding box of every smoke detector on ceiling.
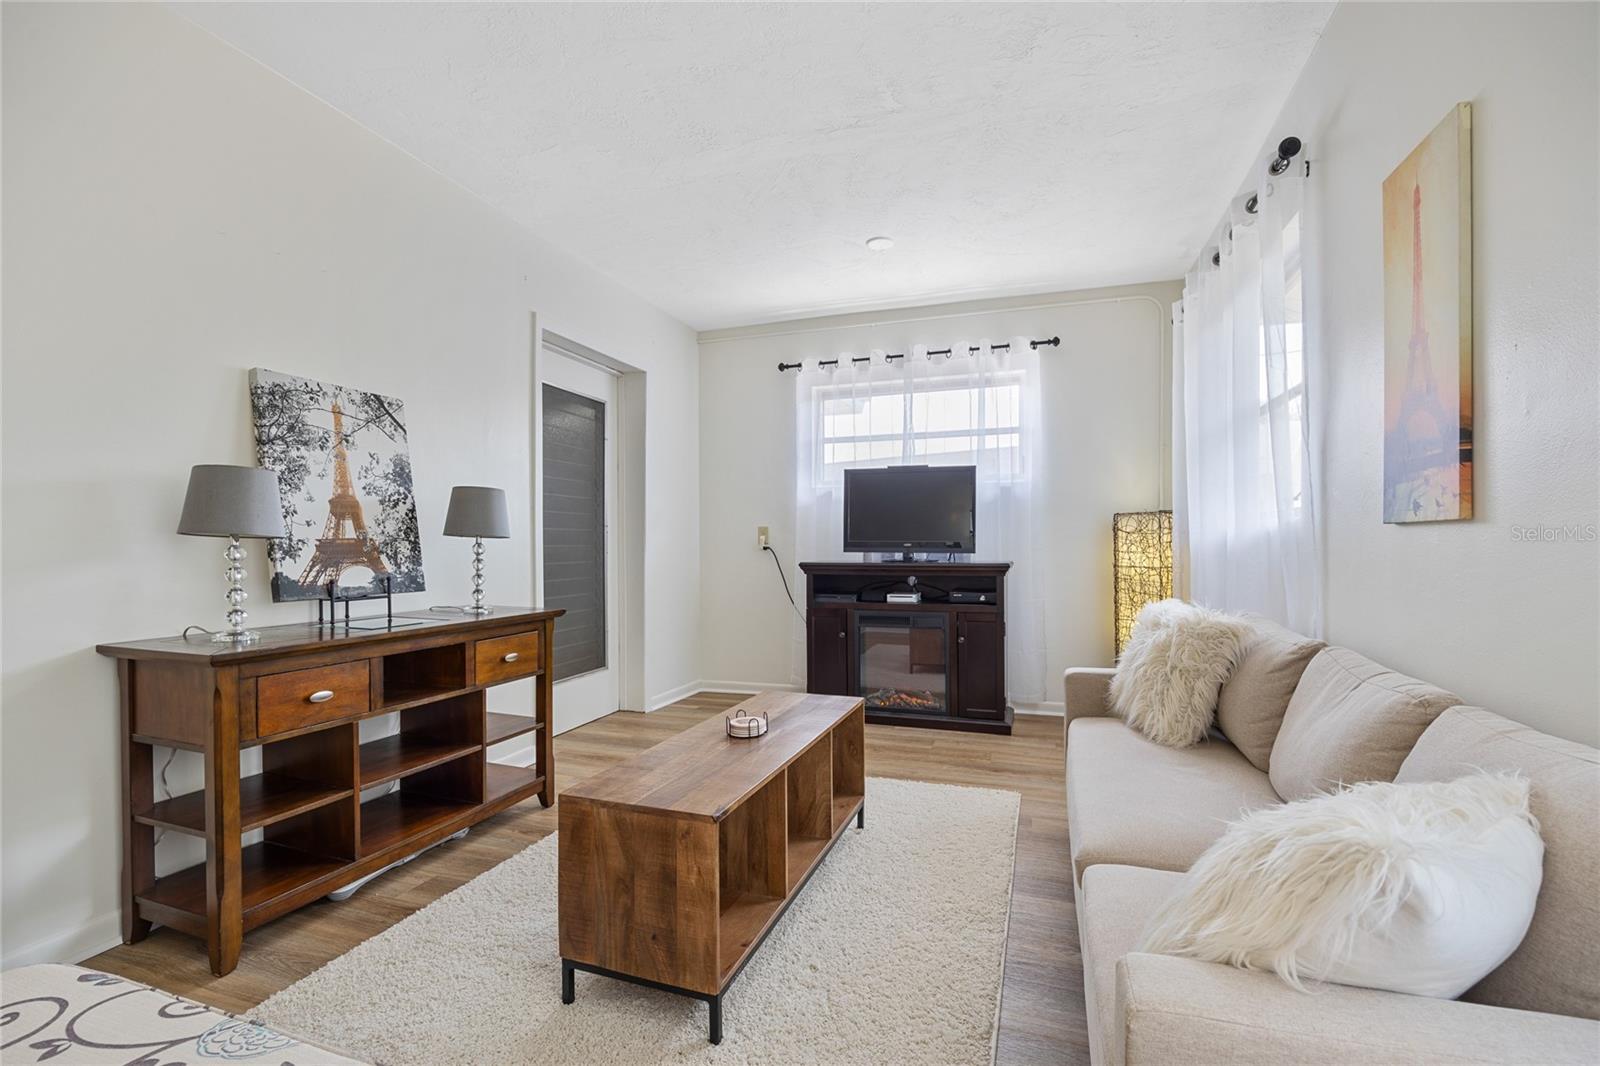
[864,236,895,252]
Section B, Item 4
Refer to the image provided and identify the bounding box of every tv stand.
[800,561,1011,735]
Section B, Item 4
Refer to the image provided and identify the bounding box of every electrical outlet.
[757,525,770,549]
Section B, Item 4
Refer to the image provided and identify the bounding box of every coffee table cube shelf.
[559,691,866,1044]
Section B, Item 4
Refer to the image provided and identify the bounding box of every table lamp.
[444,485,510,615]
[178,464,287,644]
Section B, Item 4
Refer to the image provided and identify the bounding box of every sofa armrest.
[1115,953,1600,1066]
[1064,667,1115,736]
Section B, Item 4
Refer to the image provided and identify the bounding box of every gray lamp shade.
[444,486,510,539]
[177,465,287,539]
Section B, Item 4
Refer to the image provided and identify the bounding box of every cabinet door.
[955,613,1004,719]
[807,608,850,695]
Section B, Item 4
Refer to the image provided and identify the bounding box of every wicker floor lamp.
[1112,511,1173,656]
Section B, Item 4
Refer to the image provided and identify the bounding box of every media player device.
[949,588,992,604]
[885,591,922,604]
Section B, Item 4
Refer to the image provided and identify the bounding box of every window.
[815,372,1025,480]
[1256,212,1307,516]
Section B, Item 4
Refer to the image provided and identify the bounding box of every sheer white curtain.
[791,338,1048,701]
[1176,168,1322,635]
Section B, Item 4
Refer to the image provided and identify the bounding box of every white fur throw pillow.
[1109,599,1250,747]
[1139,773,1544,997]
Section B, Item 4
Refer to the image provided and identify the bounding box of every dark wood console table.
[96,606,561,976]
[800,561,1011,734]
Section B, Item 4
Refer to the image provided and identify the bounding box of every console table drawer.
[476,631,542,685]
[257,661,371,736]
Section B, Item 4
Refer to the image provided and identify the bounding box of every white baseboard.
[645,679,799,711]
[643,679,705,711]
[1012,701,1065,718]
[2,911,123,971]
[696,680,800,696]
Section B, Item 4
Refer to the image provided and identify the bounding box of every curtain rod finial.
[1269,136,1303,176]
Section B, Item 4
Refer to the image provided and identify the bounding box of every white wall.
[1243,2,1598,743]
[0,2,700,968]
[697,283,1179,700]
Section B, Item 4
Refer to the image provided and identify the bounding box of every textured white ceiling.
[175,2,1333,330]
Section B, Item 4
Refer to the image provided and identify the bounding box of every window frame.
[811,369,1028,483]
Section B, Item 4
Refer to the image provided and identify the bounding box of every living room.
[2,3,1596,1064]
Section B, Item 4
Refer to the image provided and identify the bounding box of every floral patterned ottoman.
[0,964,368,1064]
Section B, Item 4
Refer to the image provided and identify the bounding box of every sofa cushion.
[1397,706,1600,1020]
[1066,717,1281,883]
[1215,616,1325,772]
[1079,864,1186,1066]
[1269,646,1460,801]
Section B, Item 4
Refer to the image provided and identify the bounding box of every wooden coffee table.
[557,691,866,1044]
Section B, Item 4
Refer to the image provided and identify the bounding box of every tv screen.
[842,465,976,554]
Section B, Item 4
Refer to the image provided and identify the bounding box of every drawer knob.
[502,652,520,663]
[307,689,335,703]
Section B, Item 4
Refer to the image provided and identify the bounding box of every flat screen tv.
[843,465,976,555]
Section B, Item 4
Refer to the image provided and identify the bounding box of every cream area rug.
[254,777,1020,1065]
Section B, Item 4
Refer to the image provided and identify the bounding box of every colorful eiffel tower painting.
[1383,103,1472,523]
[249,368,427,601]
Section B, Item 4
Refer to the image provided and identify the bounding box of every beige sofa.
[1063,621,1600,1065]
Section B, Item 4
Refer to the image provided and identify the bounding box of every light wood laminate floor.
[86,693,1087,1065]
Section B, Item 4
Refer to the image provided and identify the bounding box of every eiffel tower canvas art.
[1383,103,1473,523]
[248,368,427,601]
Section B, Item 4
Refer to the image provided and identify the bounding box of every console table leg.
[204,670,243,977]
[119,663,153,944]
[561,960,575,1005]
[536,626,555,809]
[709,994,723,1045]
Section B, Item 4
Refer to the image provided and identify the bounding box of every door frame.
[531,321,646,727]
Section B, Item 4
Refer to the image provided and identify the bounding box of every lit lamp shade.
[1112,510,1173,656]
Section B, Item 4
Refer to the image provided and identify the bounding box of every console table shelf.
[98,606,561,976]
[485,711,545,747]
[142,841,348,923]
[358,791,477,856]
[359,735,482,788]
[136,774,355,837]
[484,761,547,804]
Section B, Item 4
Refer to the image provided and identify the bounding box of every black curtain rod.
[777,335,1060,373]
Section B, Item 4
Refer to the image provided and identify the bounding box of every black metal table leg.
[709,994,723,1045]
[561,959,575,1004]
[856,802,865,829]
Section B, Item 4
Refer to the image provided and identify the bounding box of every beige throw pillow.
[1110,599,1250,748]
[1269,646,1460,801]
[1215,617,1326,772]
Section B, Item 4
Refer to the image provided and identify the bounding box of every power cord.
[153,746,177,845]
[762,545,807,624]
